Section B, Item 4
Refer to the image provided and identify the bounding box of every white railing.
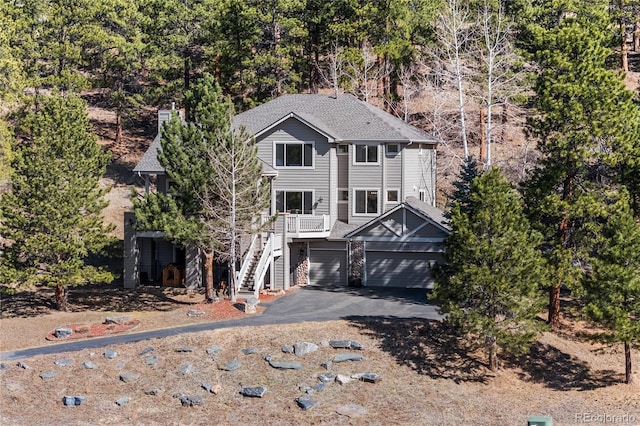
[236,234,258,294]
[253,234,274,298]
[286,215,331,233]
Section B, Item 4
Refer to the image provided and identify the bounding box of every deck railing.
[286,215,331,234]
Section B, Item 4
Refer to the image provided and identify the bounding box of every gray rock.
[144,355,159,366]
[320,361,332,370]
[54,327,73,339]
[40,371,56,380]
[296,396,318,411]
[312,382,325,393]
[175,347,194,353]
[119,373,140,383]
[187,309,205,317]
[139,347,154,356]
[55,358,72,366]
[220,359,241,371]
[115,361,126,370]
[17,362,30,369]
[240,386,267,398]
[318,373,337,383]
[63,395,86,406]
[333,353,364,363]
[246,297,259,306]
[104,349,117,360]
[104,316,131,325]
[115,396,130,406]
[201,382,221,394]
[179,395,204,407]
[206,345,222,355]
[269,360,302,370]
[145,387,164,396]
[294,342,319,357]
[335,374,352,385]
[241,347,257,355]
[0,363,7,370]
[355,372,382,383]
[179,363,194,375]
[281,345,294,353]
[298,384,312,392]
[329,340,363,350]
[82,361,97,369]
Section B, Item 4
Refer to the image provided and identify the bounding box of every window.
[386,144,399,155]
[386,190,399,203]
[419,189,427,202]
[354,189,379,215]
[337,144,348,155]
[276,191,313,214]
[354,144,378,164]
[275,142,313,167]
[338,189,349,203]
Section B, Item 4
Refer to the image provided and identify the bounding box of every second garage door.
[365,251,442,288]
[309,248,347,287]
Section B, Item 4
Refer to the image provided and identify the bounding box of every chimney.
[157,105,183,134]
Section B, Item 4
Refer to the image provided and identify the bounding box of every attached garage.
[345,198,449,289]
[309,242,347,287]
[365,248,444,288]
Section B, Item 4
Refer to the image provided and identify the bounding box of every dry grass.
[1,318,639,426]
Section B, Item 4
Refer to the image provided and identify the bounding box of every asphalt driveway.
[0,286,442,361]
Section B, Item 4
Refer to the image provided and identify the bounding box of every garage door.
[309,249,347,287]
[365,252,442,288]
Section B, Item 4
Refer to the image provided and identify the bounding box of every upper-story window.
[276,190,314,214]
[386,144,400,155]
[354,144,379,164]
[354,189,379,215]
[274,141,314,168]
[337,144,348,155]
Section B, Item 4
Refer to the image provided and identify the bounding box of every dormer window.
[275,141,314,168]
[354,144,379,164]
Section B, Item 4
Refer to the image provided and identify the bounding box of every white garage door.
[365,251,442,288]
[309,249,347,287]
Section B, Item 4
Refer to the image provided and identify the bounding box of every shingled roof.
[134,93,438,174]
[234,93,437,143]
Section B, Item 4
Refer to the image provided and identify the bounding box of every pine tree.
[134,74,269,301]
[432,168,547,371]
[584,192,640,385]
[447,156,481,216]
[521,4,640,329]
[0,93,115,310]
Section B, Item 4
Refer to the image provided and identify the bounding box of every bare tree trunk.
[115,112,123,148]
[203,250,215,301]
[548,285,561,330]
[622,17,629,72]
[634,22,640,52]
[487,335,498,371]
[479,108,486,163]
[625,341,633,384]
[55,284,68,311]
[377,55,384,99]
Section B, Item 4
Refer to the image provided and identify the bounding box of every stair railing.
[236,234,258,294]
[253,233,274,299]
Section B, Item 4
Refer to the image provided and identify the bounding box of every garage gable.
[345,202,449,242]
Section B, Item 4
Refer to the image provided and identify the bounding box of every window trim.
[353,144,380,165]
[353,188,380,216]
[337,188,349,203]
[273,141,315,169]
[337,144,349,155]
[386,189,399,203]
[275,189,315,215]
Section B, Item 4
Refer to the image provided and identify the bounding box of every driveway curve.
[0,286,441,361]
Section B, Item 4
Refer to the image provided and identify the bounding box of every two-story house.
[124,94,449,294]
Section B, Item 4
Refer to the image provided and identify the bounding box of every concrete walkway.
[0,286,442,361]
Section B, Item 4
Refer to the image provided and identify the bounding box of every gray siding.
[348,143,383,226]
[257,118,331,216]
[402,144,437,206]
[384,145,403,212]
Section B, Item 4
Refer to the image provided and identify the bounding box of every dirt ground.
[0,287,639,426]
